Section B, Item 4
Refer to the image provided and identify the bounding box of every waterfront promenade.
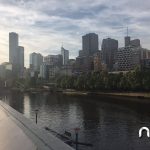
[0,101,74,150]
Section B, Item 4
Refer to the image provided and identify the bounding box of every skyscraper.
[125,36,131,47]
[102,38,118,71]
[18,46,24,77]
[61,47,69,65]
[30,53,43,72]
[82,33,99,56]
[116,46,134,71]
[9,32,24,77]
[9,32,19,76]
[130,39,141,47]
[125,36,141,48]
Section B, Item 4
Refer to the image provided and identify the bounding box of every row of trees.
[56,68,150,91]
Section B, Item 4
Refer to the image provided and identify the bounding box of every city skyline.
[0,0,150,67]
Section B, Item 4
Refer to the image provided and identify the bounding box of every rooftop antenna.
[127,27,129,36]
[61,42,63,48]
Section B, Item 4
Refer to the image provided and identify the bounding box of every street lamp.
[35,109,39,124]
[74,128,80,150]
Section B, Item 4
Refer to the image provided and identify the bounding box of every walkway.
[0,101,74,150]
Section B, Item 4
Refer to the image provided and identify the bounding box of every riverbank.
[62,90,150,99]
[62,90,150,105]
[62,90,150,98]
[101,92,150,98]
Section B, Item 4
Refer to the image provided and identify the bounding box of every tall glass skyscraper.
[61,47,69,65]
[30,53,43,72]
[9,32,24,77]
[9,32,18,65]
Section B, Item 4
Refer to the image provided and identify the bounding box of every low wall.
[0,101,74,150]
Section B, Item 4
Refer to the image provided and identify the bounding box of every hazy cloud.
[0,0,149,66]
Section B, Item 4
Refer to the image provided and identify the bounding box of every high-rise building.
[75,56,94,73]
[40,54,63,79]
[9,32,19,76]
[44,54,63,67]
[61,47,69,65]
[130,39,141,47]
[39,63,50,80]
[141,59,150,70]
[9,32,18,64]
[115,36,150,71]
[102,38,118,71]
[141,48,150,59]
[0,62,12,79]
[116,47,134,71]
[82,33,99,56]
[9,32,24,78]
[18,46,24,77]
[125,36,131,47]
[125,36,141,48]
[115,46,150,71]
[93,51,102,72]
[30,53,43,72]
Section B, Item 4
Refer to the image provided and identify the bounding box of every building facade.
[44,54,62,67]
[75,56,94,73]
[116,46,147,71]
[9,32,18,66]
[124,36,141,48]
[141,59,150,70]
[116,47,133,71]
[39,54,63,79]
[61,47,69,65]
[141,48,150,59]
[18,46,24,77]
[9,32,19,77]
[102,38,118,71]
[30,53,43,72]
[82,33,99,56]
[0,62,12,79]
[9,32,24,78]
[93,51,103,72]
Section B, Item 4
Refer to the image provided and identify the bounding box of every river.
[1,91,150,150]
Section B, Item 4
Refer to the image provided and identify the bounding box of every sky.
[0,0,150,67]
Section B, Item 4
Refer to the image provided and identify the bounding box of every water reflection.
[1,92,150,150]
[24,95,31,118]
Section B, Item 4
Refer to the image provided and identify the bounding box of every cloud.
[0,0,150,67]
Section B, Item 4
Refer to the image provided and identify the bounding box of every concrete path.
[0,101,74,150]
[0,105,37,150]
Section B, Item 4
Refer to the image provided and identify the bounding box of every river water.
[1,91,150,150]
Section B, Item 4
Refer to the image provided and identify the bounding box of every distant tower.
[61,47,69,65]
[29,53,43,71]
[18,46,24,77]
[9,32,19,77]
[125,27,131,47]
[125,36,131,47]
[102,38,118,71]
[82,33,99,56]
[9,32,19,65]
[9,32,25,78]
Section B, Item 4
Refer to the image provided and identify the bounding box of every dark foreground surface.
[1,91,150,150]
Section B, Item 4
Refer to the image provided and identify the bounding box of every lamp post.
[35,109,38,124]
[74,128,80,150]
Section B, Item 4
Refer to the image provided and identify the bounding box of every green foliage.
[56,69,150,91]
